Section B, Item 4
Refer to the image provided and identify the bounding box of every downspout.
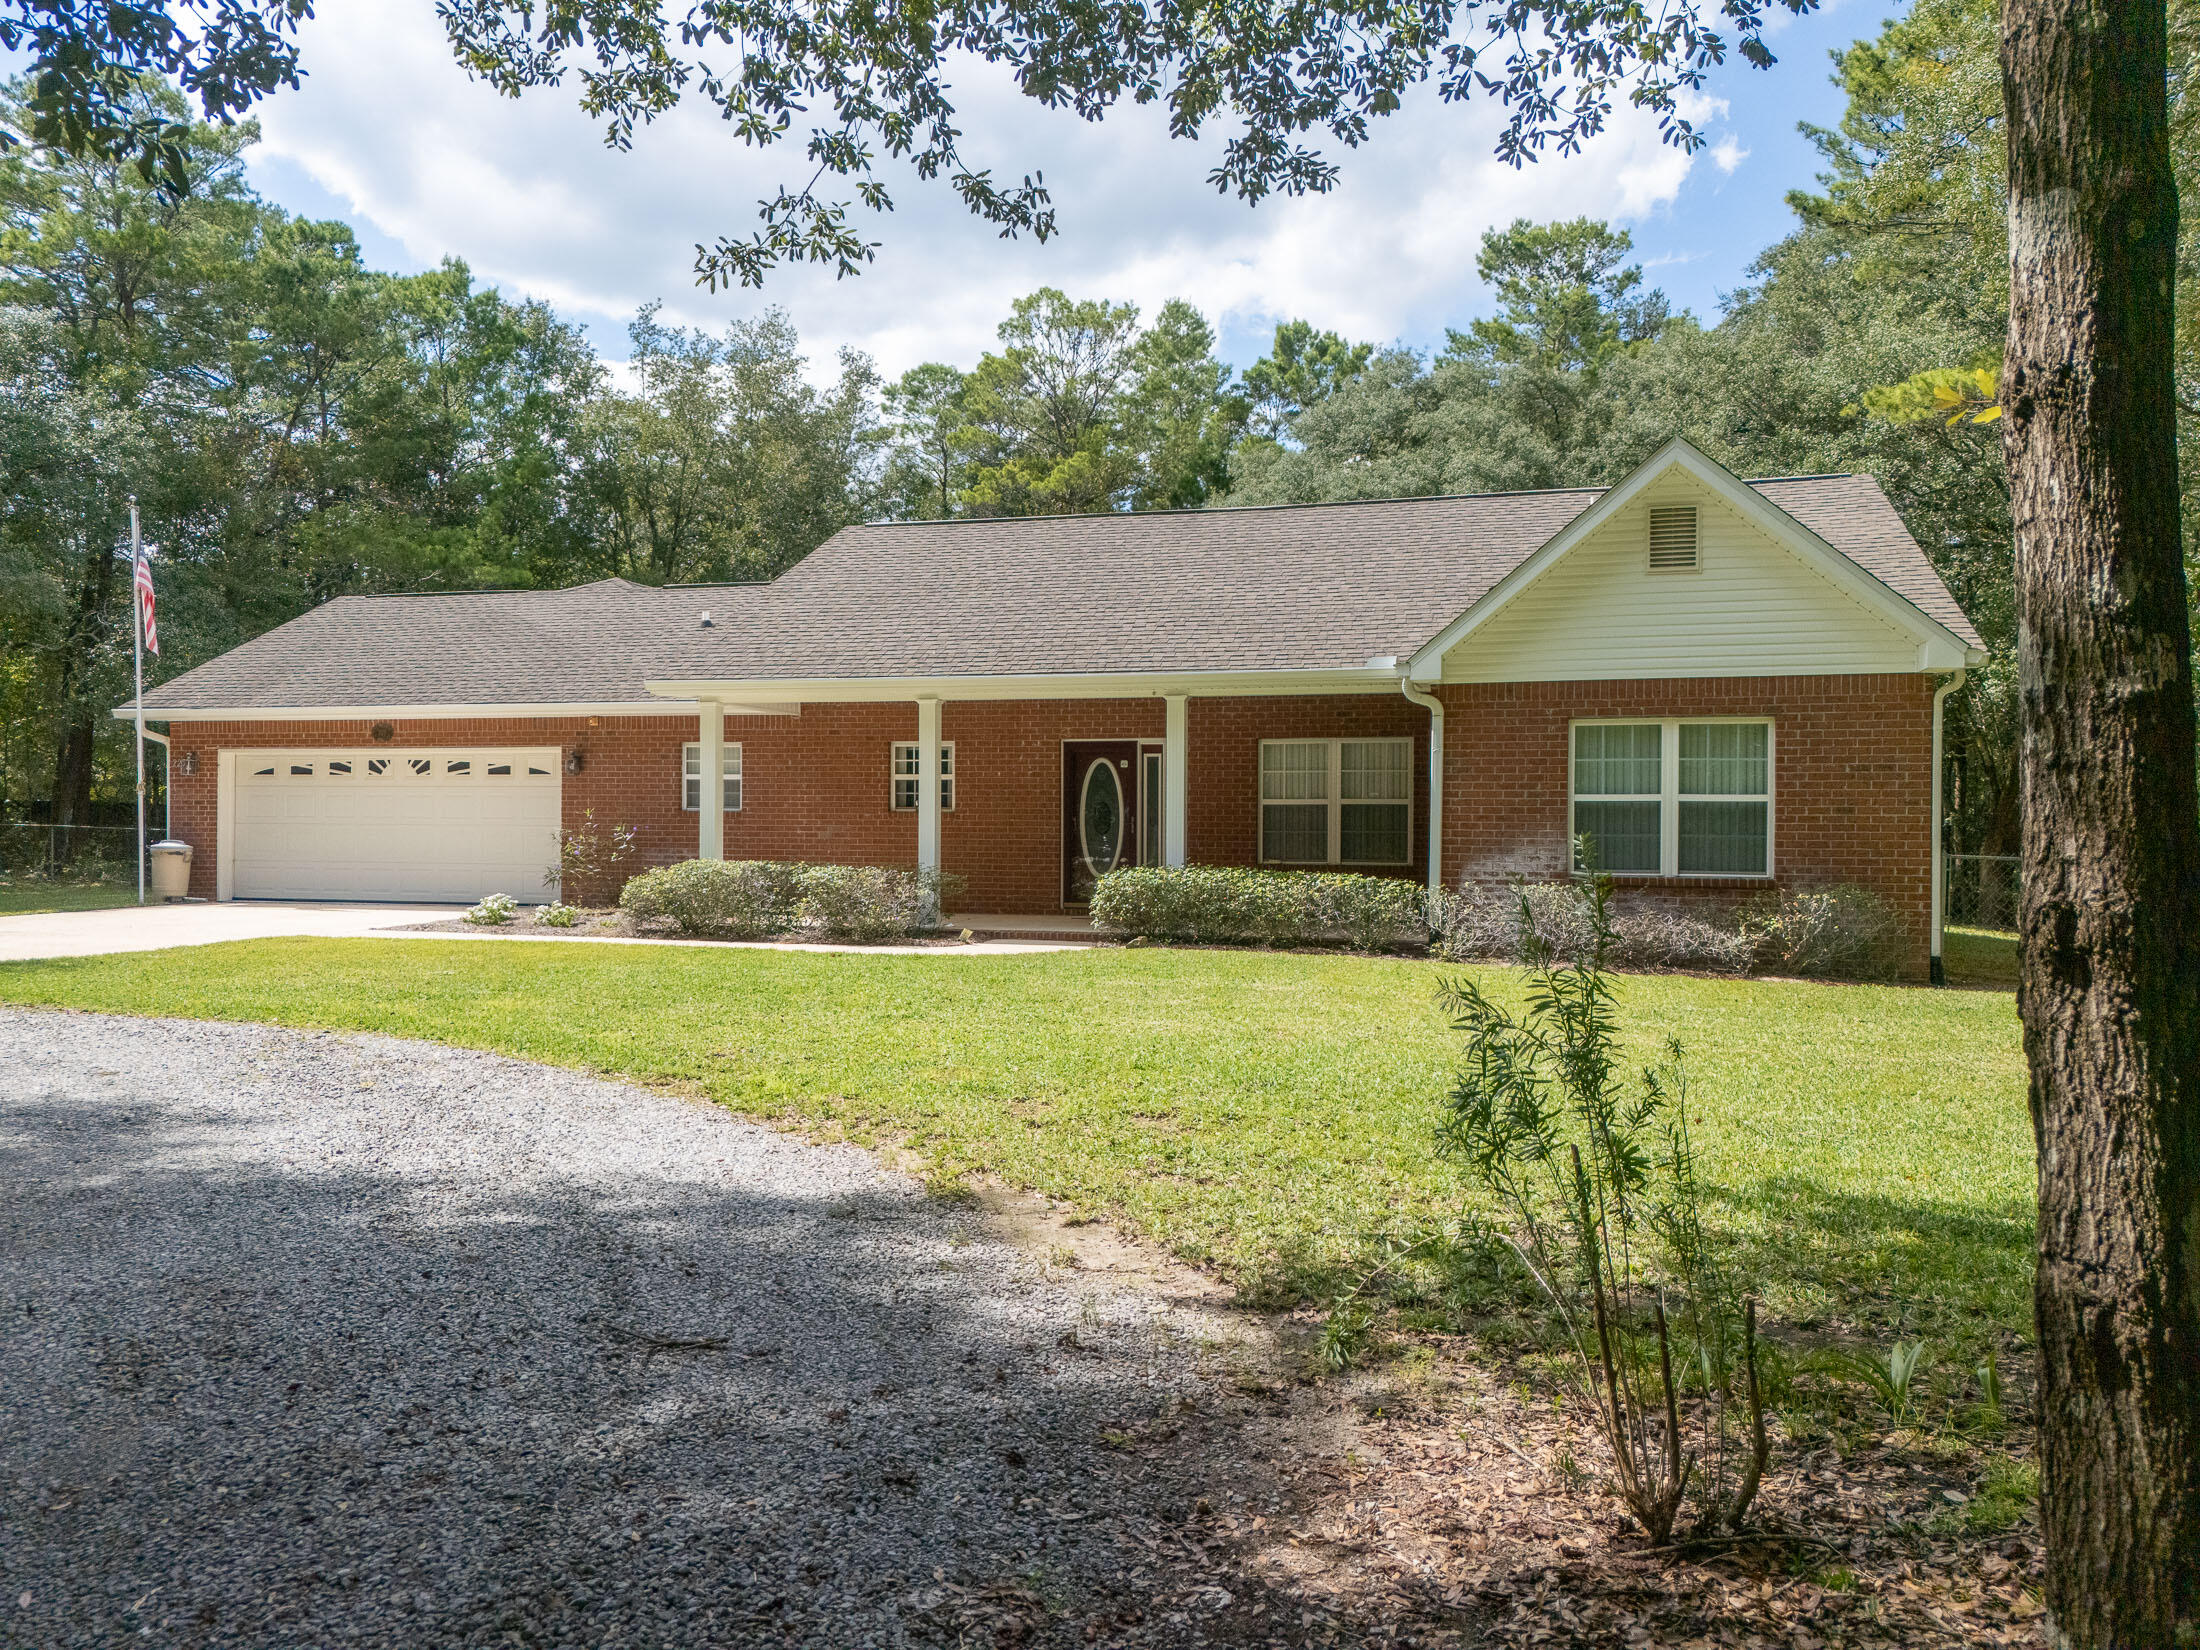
[1398,675,1445,902]
[1929,672,1963,986]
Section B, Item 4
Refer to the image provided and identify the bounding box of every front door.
[1064,741,1142,903]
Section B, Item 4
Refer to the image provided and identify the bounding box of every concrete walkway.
[0,902,1090,962]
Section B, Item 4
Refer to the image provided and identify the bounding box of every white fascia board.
[110,700,802,722]
[643,668,1407,703]
[1404,436,1982,682]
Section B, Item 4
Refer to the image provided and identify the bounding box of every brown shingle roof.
[136,473,1980,713]
[138,578,763,712]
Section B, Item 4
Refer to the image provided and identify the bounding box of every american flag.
[134,544,158,656]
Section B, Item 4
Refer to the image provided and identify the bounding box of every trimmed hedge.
[1086,865,1429,951]
[618,860,964,941]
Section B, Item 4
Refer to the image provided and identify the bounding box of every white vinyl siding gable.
[1439,471,1923,683]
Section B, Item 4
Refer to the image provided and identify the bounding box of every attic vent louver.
[1648,505,1699,573]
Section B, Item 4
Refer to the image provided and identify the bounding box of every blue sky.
[27,0,1884,377]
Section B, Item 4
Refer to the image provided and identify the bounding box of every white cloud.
[1710,135,1750,174]
[250,0,1737,377]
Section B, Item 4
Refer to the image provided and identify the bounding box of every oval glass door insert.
[1080,760,1125,877]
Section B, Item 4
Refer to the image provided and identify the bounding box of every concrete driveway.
[0,902,456,962]
[0,902,1089,961]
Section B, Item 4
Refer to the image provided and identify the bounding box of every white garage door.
[232,748,563,902]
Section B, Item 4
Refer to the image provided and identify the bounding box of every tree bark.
[47,531,119,856]
[2002,0,2200,1640]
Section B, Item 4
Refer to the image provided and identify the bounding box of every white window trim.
[1257,736,1415,866]
[890,741,955,812]
[681,741,743,812]
[1569,716,1776,879]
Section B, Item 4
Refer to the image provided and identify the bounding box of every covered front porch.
[651,673,1444,915]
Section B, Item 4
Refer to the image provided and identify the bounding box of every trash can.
[149,840,193,899]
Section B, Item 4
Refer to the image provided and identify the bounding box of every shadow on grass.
[1291,1173,2034,1356]
[1706,1173,2034,1342]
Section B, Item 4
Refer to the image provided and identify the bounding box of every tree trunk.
[2002,0,2200,1639]
[47,531,120,858]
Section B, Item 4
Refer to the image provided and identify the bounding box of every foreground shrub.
[1087,865,1426,950]
[619,859,809,937]
[619,859,960,940]
[797,865,965,941]
[1741,885,1903,979]
[1438,872,1769,1543]
[534,902,580,928]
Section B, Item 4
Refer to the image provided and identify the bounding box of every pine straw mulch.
[1226,1344,2048,1649]
[952,1333,2049,1650]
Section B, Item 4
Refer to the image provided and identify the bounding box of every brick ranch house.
[125,438,1983,975]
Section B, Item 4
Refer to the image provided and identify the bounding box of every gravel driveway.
[0,1009,1304,1649]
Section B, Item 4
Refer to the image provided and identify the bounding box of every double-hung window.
[1570,719,1772,877]
[681,743,743,812]
[1259,737,1413,865]
[890,742,954,811]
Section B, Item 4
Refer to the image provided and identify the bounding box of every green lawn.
[0,939,2033,1341]
[0,883,143,915]
[1946,925,2021,990]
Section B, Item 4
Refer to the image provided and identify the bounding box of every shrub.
[619,859,807,938]
[466,892,518,926]
[797,864,965,941]
[1438,872,1769,1543]
[618,860,962,941]
[1740,885,1903,979]
[1436,879,1754,975]
[535,902,580,928]
[548,810,642,904]
[1087,865,1427,950]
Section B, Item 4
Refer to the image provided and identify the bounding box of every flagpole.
[131,497,145,907]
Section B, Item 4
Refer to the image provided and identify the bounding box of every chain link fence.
[1945,853,2020,934]
[1,822,141,882]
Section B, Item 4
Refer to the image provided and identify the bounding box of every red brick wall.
[161,675,1934,960]
[1433,674,1937,974]
[1187,693,1432,873]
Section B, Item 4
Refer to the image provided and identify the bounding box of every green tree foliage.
[884,289,1242,518]
[575,305,880,583]
[1450,217,1672,372]
[878,362,972,521]
[1239,319,1373,439]
[0,80,876,833]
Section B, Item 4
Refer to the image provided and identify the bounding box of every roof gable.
[1404,439,1983,682]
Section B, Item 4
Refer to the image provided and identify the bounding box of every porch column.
[698,700,724,861]
[1162,694,1188,867]
[915,696,942,875]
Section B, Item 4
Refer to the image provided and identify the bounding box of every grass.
[1945,925,2021,990]
[0,882,143,915]
[0,939,2033,1340]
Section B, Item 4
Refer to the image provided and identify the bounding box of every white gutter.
[1397,672,1445,898]
[1929,671,1963,984]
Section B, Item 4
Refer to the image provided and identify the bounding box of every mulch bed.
[1047,1337,2045,1649]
